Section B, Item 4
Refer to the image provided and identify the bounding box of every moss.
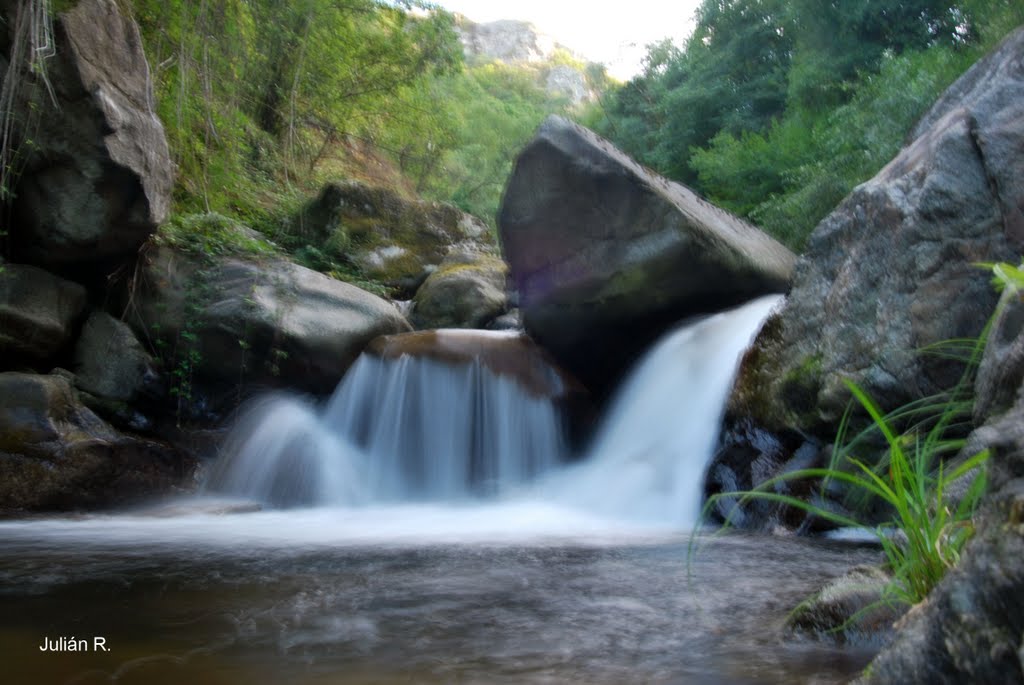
[156,213,279,259]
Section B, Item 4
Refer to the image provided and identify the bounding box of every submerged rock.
[498,115,795,392]
[0,264,87,366]
[730,26,1024,435]
[5,0,173,274]
[410,247,508,329]
[788,565,903,647]
[127,245,411,398]
[0,372,195,513]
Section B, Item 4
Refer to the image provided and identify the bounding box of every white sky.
[434,1,702,80]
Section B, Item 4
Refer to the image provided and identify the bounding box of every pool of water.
[0,504,882,684]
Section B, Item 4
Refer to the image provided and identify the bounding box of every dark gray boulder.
[128,245,412,396]
[5,0,173,273]
[73,311,160,403]
[730,27,1024,435]
[498,115,795,392]
[410,246,508,329]
[0,263,87,366]
[0,372,195,513]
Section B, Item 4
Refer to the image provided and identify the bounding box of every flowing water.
[0,296,886,683]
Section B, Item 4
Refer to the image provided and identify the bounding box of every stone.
[410,247,508,329]
[0,263,87,366]
[498,115,796,392]
[974,292,1024,424]
[366,329,584,402]
[5,0,173,273]
[730,26,1024,435]
[0,372,195,513]
[73,311,161,403]
[788,565,904,647]
[128,245,412,397]
[294,180,493,297]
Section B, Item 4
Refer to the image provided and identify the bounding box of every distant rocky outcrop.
[295,180,493,297]
[728,26,1024,437]
[456,18,557,64]
[128,244,412,398]
[454,17,594,105]
[498,115,796,393]
[4,0,173,276]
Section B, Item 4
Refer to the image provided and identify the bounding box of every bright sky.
[435,1,702,80]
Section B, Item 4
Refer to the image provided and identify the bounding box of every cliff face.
[454,17,595,105]
[456,19,557,64]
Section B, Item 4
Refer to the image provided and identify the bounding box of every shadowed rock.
[498,115,795,393]
[5,0,173,275]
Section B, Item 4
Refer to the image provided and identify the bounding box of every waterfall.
[206,297,781,524]
[545,295,783,525]
[206,338,568,506]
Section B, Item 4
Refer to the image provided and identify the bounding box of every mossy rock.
[293,180,494,296]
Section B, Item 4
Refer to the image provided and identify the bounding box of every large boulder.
[730,27,1024,434]
[128,245,412,397]
[498,115,796,392]
[410,246,508,329]
[294,180,493,296]
[0,372,195,513]
[4,0,173,274]
[0,263,87,366]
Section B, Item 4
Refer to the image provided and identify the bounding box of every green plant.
[705,379,989,606]
[699,260,1024,606]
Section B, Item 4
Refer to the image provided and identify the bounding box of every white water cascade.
[206,296,781,524]
[544,294,783,525]
[206,349,568,506]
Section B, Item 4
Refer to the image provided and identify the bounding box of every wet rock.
[410,247,508,329]
[0,263,87,366]
[73,311,161,403]
[0,372,195,513]
[788,565,903,647]
[294,180,493,297]
[730,26,1024,436]
[128,245,411,397]
[5,0,173,275]
[488,308,522,331]
[498,115,795,393]
[367,329,583,401]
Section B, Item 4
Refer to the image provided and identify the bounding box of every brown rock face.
[498,115,795,393]
[730,27,1024,435]
[366,329,583,401]
[5,0,173,274]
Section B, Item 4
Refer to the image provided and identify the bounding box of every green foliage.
[593,0,1021,249]
[419,61,570,224]
[156,212,278,258]
[705,377,989,606]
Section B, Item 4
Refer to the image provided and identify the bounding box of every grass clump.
[155,212,279,259]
